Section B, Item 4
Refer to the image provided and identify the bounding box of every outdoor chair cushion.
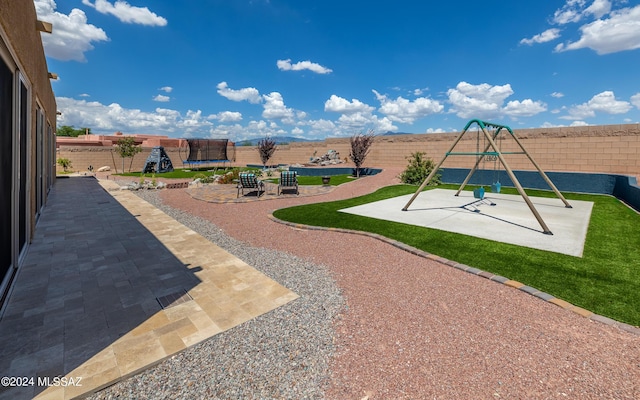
[278,171,299,195]
[237,173,265,197]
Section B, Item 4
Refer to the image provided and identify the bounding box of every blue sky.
[36,0,640,140]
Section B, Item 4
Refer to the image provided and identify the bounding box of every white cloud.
[425,128,446,133]
[551,92,565,98]
[333,112,397,135]
[34,0,108,62]
[306,119,337,137]
[81,0,167,26]
[374,116,397,133]
[180,110,209,129]
[631,93,640,109]
[560,91,632,120]
[291,127,305,136]
[552,0,589,25]
[213,111,243,123]
[570,120,590,126]
[277,59,333,74]
[373,90,443,123]
[447,82,513,119]
[216,82,262,104]
[159,86,173,93]
[520,28,562,45]
[502,99,548,117]
[206,120,273,141]
[336,112,374,129]
[555,4,640,54]
[153,94,170,102]
[56,97,213,135]
[584,0,612,19]
[324,95,374,114]
[218,119,287,139]
[447,82,547,120]
[262,92,295,122]
[551,0,612,24]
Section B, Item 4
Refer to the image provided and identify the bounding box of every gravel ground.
[94,170,640,399]
[90,190,345,400]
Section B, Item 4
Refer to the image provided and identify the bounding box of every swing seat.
[491,182,501,193]
[473,187,485,199]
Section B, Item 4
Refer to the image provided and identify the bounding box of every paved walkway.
[187,182,333,203]
[0,176,297,399]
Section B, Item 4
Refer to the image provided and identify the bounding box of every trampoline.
[179,138,235,169]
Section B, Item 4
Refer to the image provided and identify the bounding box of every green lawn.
[273,184,640,326]
[116,167,235,179]
[117,169,353,186]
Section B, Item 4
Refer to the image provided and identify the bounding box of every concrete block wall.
[55,147,185,174]
[57,123,640,177]
[234,124,640,177]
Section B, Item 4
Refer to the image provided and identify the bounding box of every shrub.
[217,168,241,184]
[193,172,216,184]
[399,152,441,185]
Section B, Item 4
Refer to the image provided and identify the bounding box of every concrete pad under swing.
[338,188,593,257]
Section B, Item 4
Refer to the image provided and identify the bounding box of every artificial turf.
[273,184,640,326]
[117,169,353,186]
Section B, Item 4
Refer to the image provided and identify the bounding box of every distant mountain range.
[235,136,316,146]
[235,132,415,146]
[382,131,414,136]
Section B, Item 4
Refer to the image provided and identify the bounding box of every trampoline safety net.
[181,139,233,167]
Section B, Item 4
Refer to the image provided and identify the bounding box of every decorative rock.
[91,190,345,400]
[97,166,111,172]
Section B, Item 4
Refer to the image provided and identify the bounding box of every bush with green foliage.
[57,125,91,137]
[57,157,72,172]
[217,168,241,184]
[399,151,441,185]
[193,172,216,184]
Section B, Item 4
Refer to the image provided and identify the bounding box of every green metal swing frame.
[402,119,572,235]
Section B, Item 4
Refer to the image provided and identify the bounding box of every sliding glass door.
[0,53,13,289]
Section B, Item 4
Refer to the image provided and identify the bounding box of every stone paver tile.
[241,298,279,316]
[1,177,300,399]
[548,298,573,309]
[112,334,166,376]
[504,280,524,289]
[570,306,594,318]
[159,332,187,355]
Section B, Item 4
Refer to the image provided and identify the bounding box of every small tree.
[114,137,142,172]
[349,130,375,177]
[257,136,277,168]
[57,157,72,172]
[399,151,441,185]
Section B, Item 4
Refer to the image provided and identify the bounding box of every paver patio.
[0,176,297,399]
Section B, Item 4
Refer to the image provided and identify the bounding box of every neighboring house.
[0,0,57,310]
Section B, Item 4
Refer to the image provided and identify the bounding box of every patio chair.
[278,171,299,195]
[237,173,265,197]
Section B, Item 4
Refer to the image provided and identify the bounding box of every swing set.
[402,119,572,235]
[471,124,503,200]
